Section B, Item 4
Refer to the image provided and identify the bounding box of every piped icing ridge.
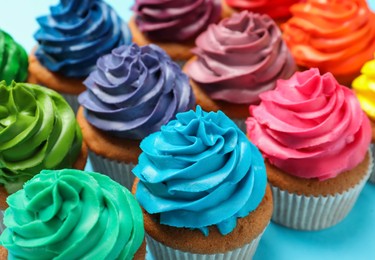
[0,169,144,259]
[78,43,195,140]
[0,81,82,194]
[188,11,296,104]
[225,0,299,20]
[352,56,375,121]
[133,0,222,42]
[34,0,131,78]
[0,30,28,84]
[282,0,375,77]
[134,106,267,235]
[246,68,372,180]
[187,11,296,104]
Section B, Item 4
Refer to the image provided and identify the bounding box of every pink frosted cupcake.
[246,68,372,230]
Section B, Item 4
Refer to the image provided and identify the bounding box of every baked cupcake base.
[267,150,372,230]
[28,49,86,113]
[77,106,141,190]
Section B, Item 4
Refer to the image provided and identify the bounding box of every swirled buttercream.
[0,169,144,259]
[0,81,82,194]
[225,0,299,20]
[133,0,221,42]
[352,56,375,121]
[0,30,28,84]
[78,43,195,140]
[282,0,375,77]
[134,106,267,235]
[188,11,296,104]
[246,68,372,180]
[34,0,131,78]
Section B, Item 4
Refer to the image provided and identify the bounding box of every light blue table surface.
[1,1,375,259]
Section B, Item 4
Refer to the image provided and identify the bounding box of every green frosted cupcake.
[0,30,28,84]
[0,169,145,259]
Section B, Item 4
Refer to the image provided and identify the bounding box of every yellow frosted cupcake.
[352,55,375,183]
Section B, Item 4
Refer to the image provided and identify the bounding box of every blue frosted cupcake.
[28,0,131,112]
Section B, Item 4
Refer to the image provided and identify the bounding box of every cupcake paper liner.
[88,150,136,190]
[232,118,246,133]
[369,144,375,183]
[146,230,265,260]
[271,150,373,230]
[0,210,4,234]
[61,93,79,114]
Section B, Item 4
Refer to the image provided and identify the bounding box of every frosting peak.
[133,0,222,42]
[34,0,131,77]
[0,169,144,259]
[188,11,296,104]
[134,106,267,235]
[78,43,195,140]
[246,68,372,180]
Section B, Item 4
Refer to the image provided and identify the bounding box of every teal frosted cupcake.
[0,169,145,259]
[0,30,28,84]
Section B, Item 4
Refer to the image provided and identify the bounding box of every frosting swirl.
[0,81,82,194]
[282,0,375,77]
[352,56,375,121]
[188,11,296,104]
[0,169,144,259]
[246,68,372,180]
[0,30,28,84]
[134,106,267,235]
[78,43,195,140]
[34,0,131,78]
[225,0,300,20]
[133,0,222,42]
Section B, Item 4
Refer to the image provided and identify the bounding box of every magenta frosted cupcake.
[246,68,372,230]
[185,11,296,130]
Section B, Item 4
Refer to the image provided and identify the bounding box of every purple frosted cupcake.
[77,43,195,189]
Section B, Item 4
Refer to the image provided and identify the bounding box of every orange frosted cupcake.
[282,0,375,87]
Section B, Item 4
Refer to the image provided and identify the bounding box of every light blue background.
[1,1,375,259]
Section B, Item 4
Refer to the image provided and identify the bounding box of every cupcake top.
[133,0,221,42]
[78,43,195,140]
[0,169,144,259]
[0,81,83,193]
[246,68,371,180]
[225,0,300,20]
[282,0,375,77]
[34,0,131,78]
[187,11,296,104]
[0,30,28,84]
[352,56,375,121]
[134,106,267,236]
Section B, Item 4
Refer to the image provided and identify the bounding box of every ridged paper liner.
[61,93,79,114]
[369,144,375,183]
[88,151,135,190]
[0,210,4,234]
[146,230,265,260]
[271,150,373,230]
[232,118,246,133]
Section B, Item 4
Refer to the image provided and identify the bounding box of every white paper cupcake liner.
[88,150,136,190]
[369,143,375,183]
[271,150,373,230]
[232,118,246,133]
[61,93,79,114]
[146,230,264,260]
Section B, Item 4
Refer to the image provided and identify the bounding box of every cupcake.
[246,68,372,230]
[77,43,195,190]
[282,0,375,87]
[129,0,222,65]
[0,81,87,231]
[0,30,28,84]
[28,0,131,112]
[0,169,145,259]
[352,55,375,183]
[133,106,273,259]
[185,11,296,130]
[222,0,300,24]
